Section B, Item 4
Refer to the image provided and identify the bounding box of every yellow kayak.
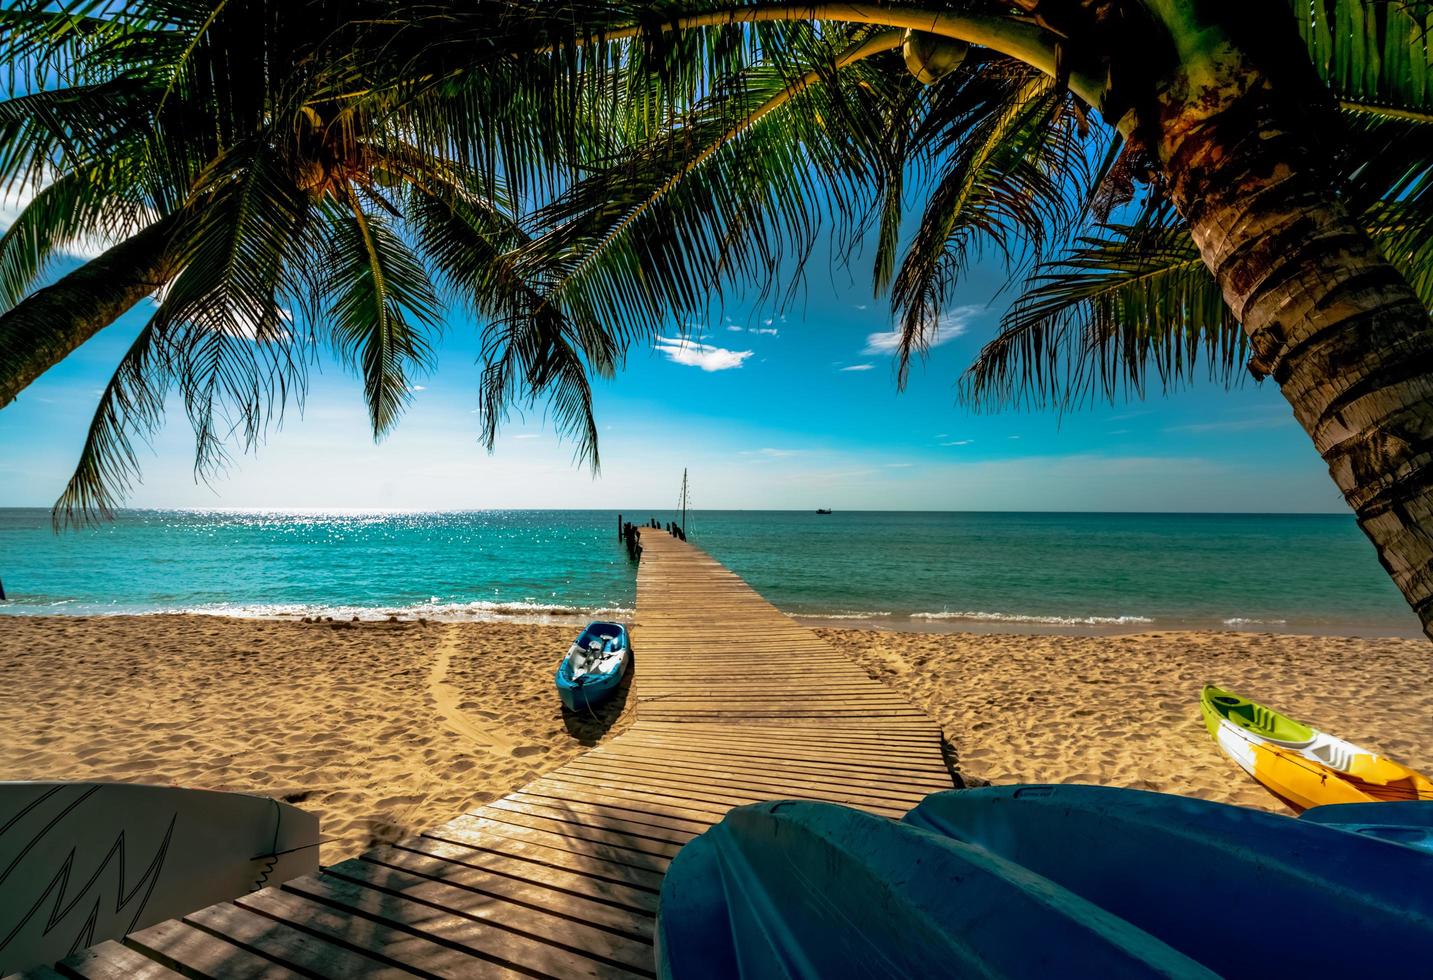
[1200,685,1433,812]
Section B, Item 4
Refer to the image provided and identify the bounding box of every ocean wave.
[793,611,894,620]
[909,610,1155,626]
[55,599,636,623]
[1222,617,1288,627]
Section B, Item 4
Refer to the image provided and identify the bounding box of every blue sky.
[0,234,1341,513]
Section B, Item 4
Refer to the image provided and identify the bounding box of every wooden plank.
[237,887,534,980]
[183,901,408,978]
[281,873,650,979]
[358,846,656,939]
[124,918,295,978]
[394,836,662,912]
[320,859,654,971]
[47,941,184,980]
[422,818,669,888]
[429,814,673,877]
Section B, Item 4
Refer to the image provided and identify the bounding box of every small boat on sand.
[1200,684,1433,811]
[555,621,629,711]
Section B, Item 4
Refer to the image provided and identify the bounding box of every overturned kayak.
[1302,800,1433,854]
[904,784,1433,976]
[555,621,630,712]
[1199,684,1433,811]
[657,798,1212,979]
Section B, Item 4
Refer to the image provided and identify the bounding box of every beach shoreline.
[3,605,1422,639]
[2,615,1428,864]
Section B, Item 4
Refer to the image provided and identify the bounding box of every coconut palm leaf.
[1295,0,1433,117]
[962,212,1243,411]
[889,69,1084,383]
[323,197,443,437]
[51,317,170,527]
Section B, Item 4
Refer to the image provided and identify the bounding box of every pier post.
[617,514,623,542]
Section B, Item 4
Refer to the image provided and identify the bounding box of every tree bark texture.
[1154,45,1433,638]
[0,215,180,409]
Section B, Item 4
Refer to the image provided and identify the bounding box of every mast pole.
[681,468,688,537]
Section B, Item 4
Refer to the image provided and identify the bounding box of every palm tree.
[0,0,615,522]
[366,0,1433,636]
[5,1,1433,637]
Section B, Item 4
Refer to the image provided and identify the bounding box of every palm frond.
[51,316,170,527]
[1294,0,1433,113]
[890,70,1082,385]
[962,215,1243,411]
[323,196,442,437]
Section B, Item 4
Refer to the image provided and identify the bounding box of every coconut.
[902,30,969,85]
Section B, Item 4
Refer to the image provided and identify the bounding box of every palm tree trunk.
[1153,56,1433,638]
[0,215,180,409]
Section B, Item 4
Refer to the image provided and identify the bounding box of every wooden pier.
[26,530,950,979]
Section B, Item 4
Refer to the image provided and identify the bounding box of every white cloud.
[655,335,753,371]
[408,384,427,393]
[727,324,744,332]
[1165,412,1293,434]
[513,433,540,440]
[740,448,802,458]
[942,439,974,446]
[886,462,914,468]
[862,305,984,356]
[751,328,778,336]
[1008,435,1021,440]
[840,364,874,372]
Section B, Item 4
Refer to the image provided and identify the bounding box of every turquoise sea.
[0,509,1419,635]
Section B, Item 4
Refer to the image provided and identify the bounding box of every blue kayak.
[657,786,1433,978]
[555,621,629,712]
[1301,799,1433,853]
[657,799,1212,979]
[904,785,1433,975]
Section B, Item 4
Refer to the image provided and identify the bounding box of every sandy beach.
[0,616,633,863]
[2,616,1428,866]
[825,627,1433,810]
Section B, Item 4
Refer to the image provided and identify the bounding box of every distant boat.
[815,508,832,515]
[1200,685,1433,810]
[0,781,319,975]
[555,621,630,711]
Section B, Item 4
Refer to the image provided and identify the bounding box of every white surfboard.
[0,781,320,975]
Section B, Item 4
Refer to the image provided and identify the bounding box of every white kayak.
[0,781,320,975]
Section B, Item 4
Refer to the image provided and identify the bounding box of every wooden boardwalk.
[27,530,950,979]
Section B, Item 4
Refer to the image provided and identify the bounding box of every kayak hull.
[904,784,1433,976]
[555,621,630,712]
[657,798,1211,980]
[1302,800,1433,854]
[555,655,628,711]
[1199,684,1433,810]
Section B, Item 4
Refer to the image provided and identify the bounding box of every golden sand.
[0,616,633,863]
[2,617,1429,865]
[824,627,1433,811]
